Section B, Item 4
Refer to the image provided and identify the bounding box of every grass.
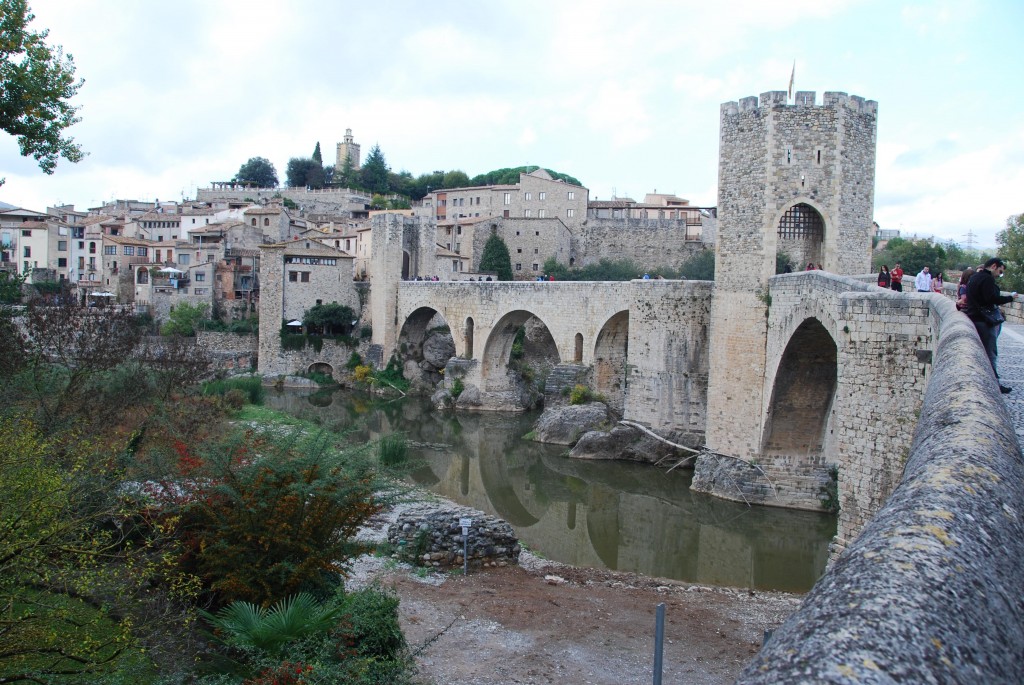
[202,375,265,405]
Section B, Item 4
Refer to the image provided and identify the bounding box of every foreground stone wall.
[388,503,520,570]
[739,296,1024,683]
[574,219,707,272]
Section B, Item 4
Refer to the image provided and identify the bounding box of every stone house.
[258,241,358,324]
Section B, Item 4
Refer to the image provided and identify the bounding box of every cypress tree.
[479,234,514,281]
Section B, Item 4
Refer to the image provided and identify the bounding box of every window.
[21,230,30,237]
[251,218,256,226]
[58,240,67,251]
[193,288,207,294]
[535,231,540,236]
[524,209,532,217]
[89,242,96,254]
[503,193,511,205]
[179,254,190,265]
[525,192,532,200]
[538,209,546,218]
[264,218,270,226]
[534,248,539,254]
[301,272,310,283]
[567,208,575,218]
[138,247,148,257]
[195,273,205,282]
[58,257,67,267]
[123,246,134,255]
[289,271,298,282]
[457,226,462,235]
[532,263,539,271]
[539,192,546,200]
[517,248,522,253]
[23,246,30,258]
[78,241,84,249]
[515,263,522,271]
[207,254,214,262]
[567,191,575,199]
[104,246,116,255]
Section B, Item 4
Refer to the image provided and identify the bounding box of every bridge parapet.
[740,293,1024,683]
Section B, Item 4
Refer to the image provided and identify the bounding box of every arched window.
[777,203,824,241]
[264,218,270,226]
[251,218,256,226]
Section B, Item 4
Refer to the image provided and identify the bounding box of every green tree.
[360,144,390,195]
[0,0,85,184]
[997,212,1024,292]
[233,156,278,187]
[479,233,513,281]
[161,301,208,336]
[470,166,582,187]
[336,152,356,188]
[303,301,356,335]
[680,250,716,280]
[311,141,322,165]
[286,157,325,189]
[872,237,947,278]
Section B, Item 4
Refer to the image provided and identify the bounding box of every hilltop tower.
[335,128,361,171]
[704,90,878,464]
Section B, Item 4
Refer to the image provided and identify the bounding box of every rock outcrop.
[531,403,610,445]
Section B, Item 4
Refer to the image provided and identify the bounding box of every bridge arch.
[593,310,629,413]
[397,306,456,388]
[308,361,335,378]
[480,309,559,391]
[774,199,831,270]
[762,317,837,458]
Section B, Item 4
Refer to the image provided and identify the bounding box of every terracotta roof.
[589,200,633,208]
[105,235,156,246]
[435,244,465,258]
[136,212,181,221]
[244,206,283,215]
[16,220,50,229]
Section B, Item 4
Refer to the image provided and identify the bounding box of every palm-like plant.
[203,592,342,656]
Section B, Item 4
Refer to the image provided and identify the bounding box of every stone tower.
[704,90,878,462]
[335,128,361,171]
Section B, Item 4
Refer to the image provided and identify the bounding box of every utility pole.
[962,230,977,251]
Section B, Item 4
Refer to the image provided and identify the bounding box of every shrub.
[162,302,209,336]
[346,352,362,370]
[353,365,373,383]
[569,384,594,405]
[224,388,246,410]
[360,325,372,339]
[203,376,265,406]
[451,377,464,399]
[175,429,383,606]
[377,433,407,467]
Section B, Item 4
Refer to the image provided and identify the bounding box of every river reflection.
[265,388,835,592]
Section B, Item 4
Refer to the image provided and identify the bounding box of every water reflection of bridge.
[262,389,834,592]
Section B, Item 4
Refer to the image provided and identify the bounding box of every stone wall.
[738,295,1024,684]
[623,280,713,446]
[196,331,258,374]
[574,219,708,272]
[388,503,521,570]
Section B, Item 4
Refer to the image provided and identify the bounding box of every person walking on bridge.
[915,266,933,292]
[965,257,1017,394]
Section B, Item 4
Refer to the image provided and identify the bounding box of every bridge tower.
[703,91,878,472]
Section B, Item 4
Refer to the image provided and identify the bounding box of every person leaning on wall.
[964,257,1017,394]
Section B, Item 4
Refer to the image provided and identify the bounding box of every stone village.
[3,89,1022,681]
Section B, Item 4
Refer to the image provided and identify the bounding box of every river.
[264,388,835,592]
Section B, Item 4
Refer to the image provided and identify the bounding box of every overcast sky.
[2,0,1021,248]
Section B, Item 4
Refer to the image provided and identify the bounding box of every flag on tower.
[788,61,795,101]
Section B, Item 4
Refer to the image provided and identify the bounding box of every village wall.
[575,219,708,273]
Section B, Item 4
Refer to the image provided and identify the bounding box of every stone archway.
[398,306,455,393]
[480,310,559,394]
[308,362,334,378]
[777,202,825,270]
[136,267,149,284]
[762,318,837,456]
[593,311,629,414]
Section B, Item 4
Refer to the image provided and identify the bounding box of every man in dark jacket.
[965,257,1017,393]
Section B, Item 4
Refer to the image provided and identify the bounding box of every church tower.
[335,128,361,171]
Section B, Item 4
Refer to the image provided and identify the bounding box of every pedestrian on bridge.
[915,266,933,292]
[965,257,1017,394]
[877,265,891,289]
[890,263,904,291]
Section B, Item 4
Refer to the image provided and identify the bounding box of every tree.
[335,152,356,188]
[311,141,322,165]
[360,144,390,195]
[286,157,325,189]
[0,0,85,184]
[680,250,716,280]
[234,156,278,187]
[479,234,513,281]
[303,302,356,335]
[161,301,208,336]
[997,212,1024,292]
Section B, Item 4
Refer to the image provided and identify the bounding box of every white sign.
[459,517,473,528]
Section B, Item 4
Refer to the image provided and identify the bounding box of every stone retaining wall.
[387,504,520,570]
[738,295,1024,683]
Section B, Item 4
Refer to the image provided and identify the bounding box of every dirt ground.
[349,510,802,685]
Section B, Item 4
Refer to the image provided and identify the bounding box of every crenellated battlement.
[720,90,878,117]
